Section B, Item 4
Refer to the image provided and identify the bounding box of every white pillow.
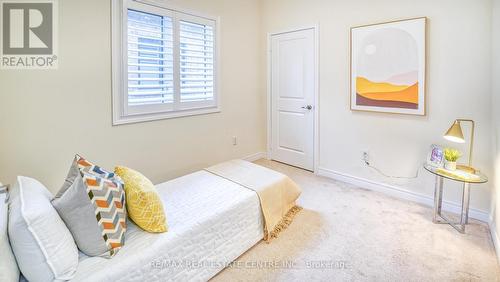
[0,184,19,282]
[8,176,78,282]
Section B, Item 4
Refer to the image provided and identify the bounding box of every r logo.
[2,2,53,55]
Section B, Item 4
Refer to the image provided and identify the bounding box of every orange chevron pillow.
[115,166,167,233]
[52,155,127,257]
[80,172,127,255]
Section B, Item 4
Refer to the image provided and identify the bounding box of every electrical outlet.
[362,151,369,163]
[232,136,238,146]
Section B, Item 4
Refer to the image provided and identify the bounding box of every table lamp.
[443,119,475,167]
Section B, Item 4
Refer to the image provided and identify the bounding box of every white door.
[270,28,315,171]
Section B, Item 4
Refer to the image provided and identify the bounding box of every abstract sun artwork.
[350,17,426,115]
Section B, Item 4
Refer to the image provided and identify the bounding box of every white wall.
[490,0,500,254]
[0,0,266,193]
[0,0,495,217]
[261,0,493,214]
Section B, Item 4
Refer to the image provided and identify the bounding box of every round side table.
[423,164,488,233]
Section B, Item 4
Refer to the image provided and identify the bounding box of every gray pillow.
[52,155,127,257]
[0,185,19,282]
[53,171,111,256]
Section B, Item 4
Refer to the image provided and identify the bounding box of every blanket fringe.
[264,205,303,243]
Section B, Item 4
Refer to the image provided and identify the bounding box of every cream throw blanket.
[205,160,302,241]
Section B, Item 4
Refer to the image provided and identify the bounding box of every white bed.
[72,170,264,282]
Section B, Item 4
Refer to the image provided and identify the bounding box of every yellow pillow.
[115,166,167,233]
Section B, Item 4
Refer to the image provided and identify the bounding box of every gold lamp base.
[456,165,476,174]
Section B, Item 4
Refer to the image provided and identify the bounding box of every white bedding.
[72,170,264,282]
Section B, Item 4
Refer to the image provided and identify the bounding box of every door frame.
[266,24,320,173]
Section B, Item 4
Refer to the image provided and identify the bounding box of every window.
[112,0,219,125]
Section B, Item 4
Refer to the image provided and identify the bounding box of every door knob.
[301,105,313,110]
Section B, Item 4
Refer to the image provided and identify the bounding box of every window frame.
[112,0,221,125]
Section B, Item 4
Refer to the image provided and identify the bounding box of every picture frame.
[427,144,444,168]
[350,17,427,115]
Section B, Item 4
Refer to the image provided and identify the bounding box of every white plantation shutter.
[179,20,214,102]
[113,0,219,124]
[127,10,174,107]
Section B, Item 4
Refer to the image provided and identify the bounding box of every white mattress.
[72,171,264,282]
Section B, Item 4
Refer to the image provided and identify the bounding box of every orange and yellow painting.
[356,75,418,109]
[351,18,426,115]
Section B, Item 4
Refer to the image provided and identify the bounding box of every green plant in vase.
[444,148,462,171]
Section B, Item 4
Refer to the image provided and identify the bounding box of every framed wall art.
[350,17,427,115]
[427,144,444,168]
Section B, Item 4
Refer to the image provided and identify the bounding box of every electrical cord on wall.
[364,160,420,179]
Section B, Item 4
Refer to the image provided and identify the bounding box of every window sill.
[112,106,221,126]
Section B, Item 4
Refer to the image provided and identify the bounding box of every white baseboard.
[242,152,268,162]
[489,216,500,263]
[317,167,490,222]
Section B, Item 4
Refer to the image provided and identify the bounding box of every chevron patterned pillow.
[75,154,116,179]
[81,172,126,256]
[52,155,127,258]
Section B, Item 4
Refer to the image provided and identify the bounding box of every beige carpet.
[212,159,499,281]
